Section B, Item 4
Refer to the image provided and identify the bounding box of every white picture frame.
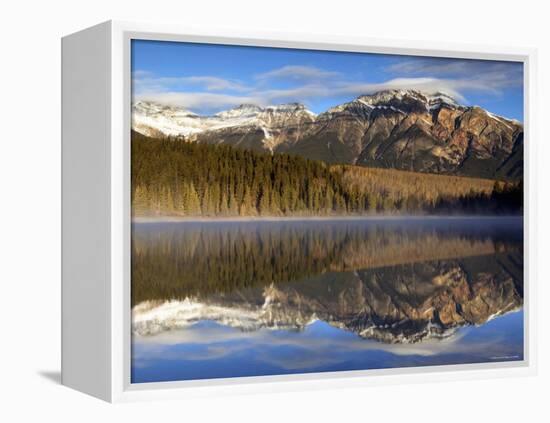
[61,20,537,402]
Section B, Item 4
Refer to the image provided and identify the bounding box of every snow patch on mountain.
[131,296,469,344]
[319,89,461,118]
[356,89,461,111]
[132,90,518,149]
[485,111,516,131]
[132,101,316,138]
[132,101,205,137]
[132,298,318,336]
[214,104,262,120]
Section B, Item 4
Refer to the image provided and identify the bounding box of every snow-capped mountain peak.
[356,89,460,110]
[265,102,305,112]
[133,100,316,139]
[426,91,460,107]
[214,104,263,119]
[132,101,204,137]
[318,90,462,119]
[133,100,198,118]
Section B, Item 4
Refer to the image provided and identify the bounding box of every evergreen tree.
[186,182,201,215]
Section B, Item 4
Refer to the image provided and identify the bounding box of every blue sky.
[132,39,524,121]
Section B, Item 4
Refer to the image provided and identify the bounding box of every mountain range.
[132,89,524,180]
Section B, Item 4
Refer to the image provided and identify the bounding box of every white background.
[1,0,548,420]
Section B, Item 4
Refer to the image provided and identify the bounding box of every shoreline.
[132,214,523,224]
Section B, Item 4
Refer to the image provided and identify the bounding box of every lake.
[131,217,524,383]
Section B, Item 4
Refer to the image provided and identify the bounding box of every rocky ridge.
[132,89,523,179]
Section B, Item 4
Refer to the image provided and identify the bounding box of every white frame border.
[109,20,537,403]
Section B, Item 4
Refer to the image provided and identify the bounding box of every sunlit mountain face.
[131,218,524,383]
[132,89,523,181]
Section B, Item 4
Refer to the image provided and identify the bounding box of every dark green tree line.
[131,131,522,217]
[132,131,355,217]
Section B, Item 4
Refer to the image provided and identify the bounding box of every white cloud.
[334,78,465,101]
[387,59,476,75]
[135,91,258,111]
[132,59,522,114]
[133,73,247,92]
[255,65,341,81]
[258,84,333,104]
[132,69,153,78]
[386,58,523,95]
[135,77,470,113]
[178,76,248,91]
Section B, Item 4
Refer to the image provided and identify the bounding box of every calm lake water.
[131,217,524,383]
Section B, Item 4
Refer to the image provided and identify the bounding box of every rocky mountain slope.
[132,89,523,180]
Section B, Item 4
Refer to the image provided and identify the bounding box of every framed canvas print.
[61,21,537,402]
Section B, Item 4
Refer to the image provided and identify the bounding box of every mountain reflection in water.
[131,217,524,383]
